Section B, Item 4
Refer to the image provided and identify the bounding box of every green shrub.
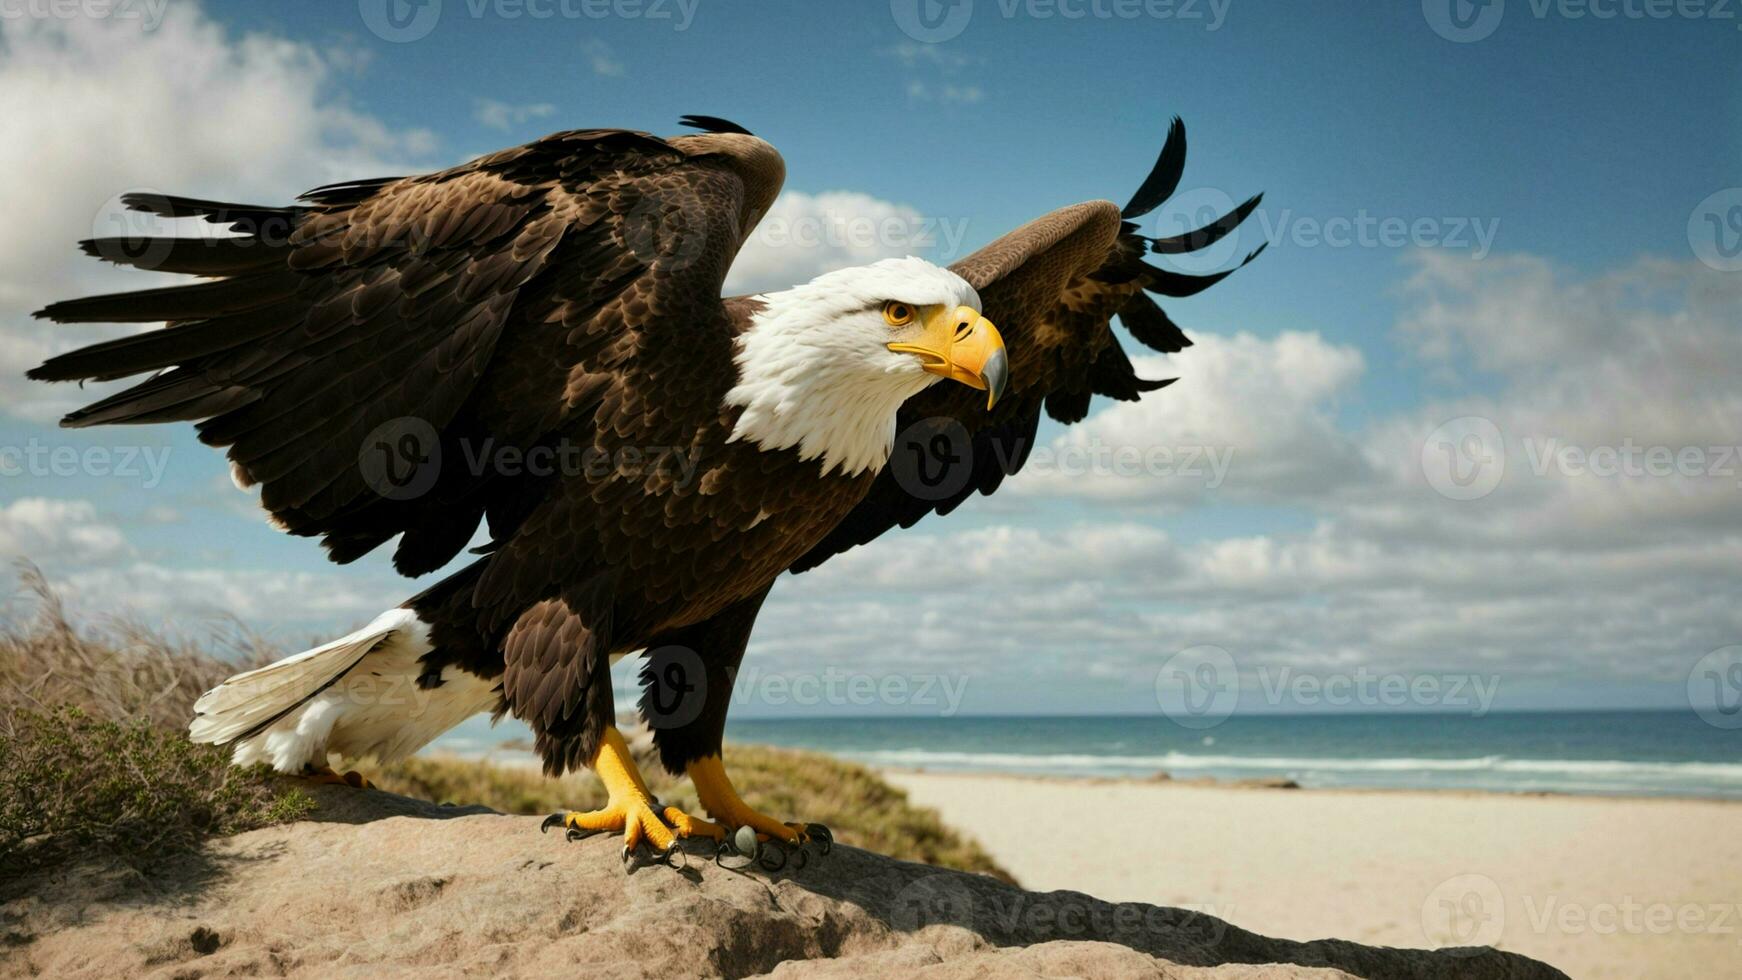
[0,706,312,877]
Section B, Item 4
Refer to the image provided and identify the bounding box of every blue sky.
[2,1,1739,721]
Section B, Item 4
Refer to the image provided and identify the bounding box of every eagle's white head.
[725,256,1007,477]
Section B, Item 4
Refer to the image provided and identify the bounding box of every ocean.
[724,711,1742,799]
[432,709,1742,799]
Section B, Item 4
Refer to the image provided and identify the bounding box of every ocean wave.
[853,749,1742,785]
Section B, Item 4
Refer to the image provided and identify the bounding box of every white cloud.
[581,39,624,77]
[0,501,402,640]
[1015,252,1742,538]
[0,502,398,637]
[1363,252,1742,552]
[472,98,557,131]
[803,523,1183,595]
[0,498,128,563]
[883,43,983,103]
[1012,330,1370,505]
[1395,252,1741,448]
[881,42,979,70]
[725,190,952,294]
[0,6,436,420]
[905,81,985,104]
[55,561,398,630]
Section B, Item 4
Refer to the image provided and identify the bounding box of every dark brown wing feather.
[33,126,788,772]
[30,128,785,579]
[792,119,1263,571]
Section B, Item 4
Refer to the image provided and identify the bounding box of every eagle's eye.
[882,301,915,327]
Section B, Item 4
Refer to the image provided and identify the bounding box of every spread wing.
[792,118,1262,572]
[29,123,784,577]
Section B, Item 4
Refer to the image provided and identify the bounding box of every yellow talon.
[663,805,727,842]
[542,728,721,857]
[686,754,816,845]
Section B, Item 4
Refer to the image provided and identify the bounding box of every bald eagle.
[29,115,1260,865]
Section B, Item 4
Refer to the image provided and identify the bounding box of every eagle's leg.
[687,754,830,850]
[301,764,374,789]
[542,727,725,863]
[641,589,830,861]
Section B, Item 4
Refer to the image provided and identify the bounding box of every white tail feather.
[189,608,419,749]
[189,607,497,774]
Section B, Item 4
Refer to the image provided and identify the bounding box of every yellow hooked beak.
[887,304,1008,410]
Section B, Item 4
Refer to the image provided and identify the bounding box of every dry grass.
[0,563,311,876]
[0,562,1009,881]
[0,563,277,735]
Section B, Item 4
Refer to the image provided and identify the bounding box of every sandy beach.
[883,771,1742,979]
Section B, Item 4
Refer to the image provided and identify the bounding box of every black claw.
[716,852,755,871]
[757,841,788,873]
[714,827,758,871]
[541,813,601,843]
[660,842,687,871]
[804,823,833,854]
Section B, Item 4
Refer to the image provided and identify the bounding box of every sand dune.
[884,772,1742,980]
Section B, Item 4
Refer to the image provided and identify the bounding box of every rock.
[2,786,1567,980]
[1147,773,1302,790]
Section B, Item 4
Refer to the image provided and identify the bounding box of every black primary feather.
[1143,242,1269,298]
[76,236,285,277]
[1120,117,1186,219]
[31,272,299,324]
[1044,387,1094,425]
[118,193,293,229]
[298,176,404,206]
[1118,293,1193,354]
[679,115,754,136]
[1148,193,1265,255]
[1087,339,1177,401]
